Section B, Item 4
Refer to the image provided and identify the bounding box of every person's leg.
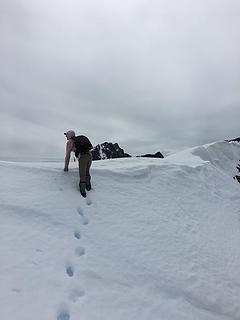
[78,154,88,197]
[86,152,92,191]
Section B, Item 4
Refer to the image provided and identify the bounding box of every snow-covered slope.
[1,141,240,320]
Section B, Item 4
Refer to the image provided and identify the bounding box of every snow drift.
[0,140,240,320]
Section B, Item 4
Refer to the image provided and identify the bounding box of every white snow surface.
[1,141,240,320]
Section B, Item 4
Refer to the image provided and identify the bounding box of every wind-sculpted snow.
[1,140,240,320]
[192,141,240,166]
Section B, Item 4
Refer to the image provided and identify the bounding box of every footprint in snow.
[74,230,81,239]
[77,207,89,225]
[75,246,85,257]
[57,311,70,320]
[66,265,75,278]
[57,304,70,320]
[69,288,85,303]
[81,215,89,225]
[77,207,84,216]
[86,195,92,206]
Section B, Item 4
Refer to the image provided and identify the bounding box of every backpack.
[72,135,93,157]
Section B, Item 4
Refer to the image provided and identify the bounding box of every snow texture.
[1,141,240,320]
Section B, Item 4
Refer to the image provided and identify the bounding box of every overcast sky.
[0,0,239,160]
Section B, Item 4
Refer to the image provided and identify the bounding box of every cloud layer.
[0,0,239,159]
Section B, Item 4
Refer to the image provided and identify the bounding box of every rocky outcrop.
[91,142,131,161]
[227,138,240,184]
[91,142,164,160]
[137,151,164,158]
[226,137,240,143]
[237,161,240,173]
[233,160,240,184]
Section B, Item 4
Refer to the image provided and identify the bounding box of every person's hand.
[64,167,68,172]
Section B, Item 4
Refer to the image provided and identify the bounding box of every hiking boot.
[79,182,86,198]
[86,175,91,191]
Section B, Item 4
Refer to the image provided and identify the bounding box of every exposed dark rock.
[91,142,131,161]
[233,175,240,183]
[91,142,164,160]
[226,137,240,143]
[137,151,164,159]
[237,163,240,173]
[233,160,240,183]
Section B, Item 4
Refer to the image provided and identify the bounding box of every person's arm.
[64,139,74,171]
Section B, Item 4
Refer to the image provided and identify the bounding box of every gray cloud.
[0,0,239,159]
